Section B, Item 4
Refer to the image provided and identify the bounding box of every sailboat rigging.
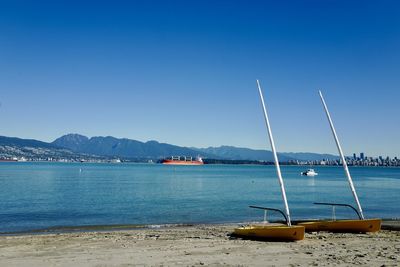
[233,80,305,241]
[297,91,381,233]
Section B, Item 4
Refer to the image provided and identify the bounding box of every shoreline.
[2,161,400,167]
[2,219,399,236]
[1,223,399,266]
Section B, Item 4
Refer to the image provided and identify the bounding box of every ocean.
[0,162,399,233]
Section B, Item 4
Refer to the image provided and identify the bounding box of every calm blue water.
[0,162,399,233]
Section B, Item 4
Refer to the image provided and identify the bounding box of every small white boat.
[301,168,318,176]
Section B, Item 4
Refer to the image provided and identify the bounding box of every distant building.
[360,152,365,160]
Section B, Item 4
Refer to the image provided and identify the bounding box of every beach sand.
[0,224,399,266]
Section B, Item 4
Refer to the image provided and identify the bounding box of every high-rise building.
[353,153,357,160]
[360,152,365,160]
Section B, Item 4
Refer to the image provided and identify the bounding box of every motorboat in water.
[301,168,318,176]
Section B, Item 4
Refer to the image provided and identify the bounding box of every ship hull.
[162,160,204,165]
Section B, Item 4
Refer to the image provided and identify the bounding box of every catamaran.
[297,91,381,233]
[233,80,305,241]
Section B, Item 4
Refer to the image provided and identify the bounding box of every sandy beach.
[0,223,399,266]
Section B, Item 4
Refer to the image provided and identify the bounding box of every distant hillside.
[0,136,57,149]
[195,146,338,162]
[52,133,89,152]
[1,134,339,162]
[0,135,88,159]
[52,134,210,159]
[194,146,294,162]
[280,152,339,161]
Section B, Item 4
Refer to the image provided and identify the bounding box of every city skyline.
[1,1,399,157]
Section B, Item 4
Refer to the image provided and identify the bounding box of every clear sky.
[0,0,399,157]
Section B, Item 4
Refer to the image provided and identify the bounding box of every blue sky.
[0,0,399,157]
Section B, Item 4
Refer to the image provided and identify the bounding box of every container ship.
[161,156,204,165]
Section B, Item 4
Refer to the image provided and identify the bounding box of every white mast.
[318,90,365,220]
[256,80,292,226]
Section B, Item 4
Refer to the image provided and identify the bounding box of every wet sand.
[0,223,399,266]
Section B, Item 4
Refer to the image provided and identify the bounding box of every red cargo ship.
[162,156,204,165]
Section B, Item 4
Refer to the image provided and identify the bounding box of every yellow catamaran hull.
[297,218,381,233]
[233,225,305,241]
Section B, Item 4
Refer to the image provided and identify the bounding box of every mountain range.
[0,133,339,162]
[52,134,212,159]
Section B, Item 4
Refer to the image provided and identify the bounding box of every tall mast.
[256,80,292,226]
[318,90,365,220]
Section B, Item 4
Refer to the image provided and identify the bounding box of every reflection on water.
[307,176,316,187]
